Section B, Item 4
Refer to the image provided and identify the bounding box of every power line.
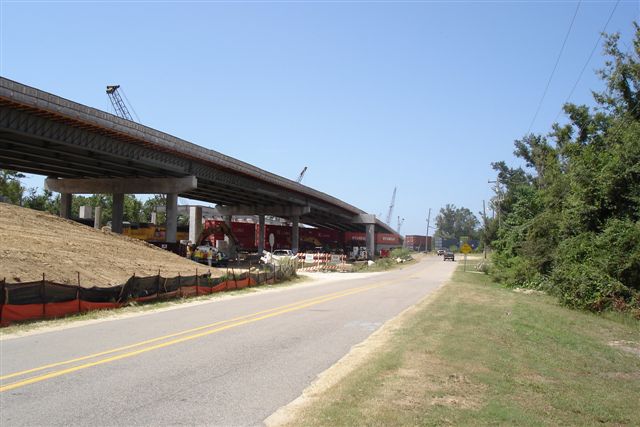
[527,0,582,134]
[553,0,621,124]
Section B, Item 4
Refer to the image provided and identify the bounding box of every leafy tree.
[142,195,167,224]
[435,204,479,240]
[0,170,25,204]
[487,22,640,314]
[23,188,58,214]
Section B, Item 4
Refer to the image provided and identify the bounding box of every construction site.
[0,79,410,327]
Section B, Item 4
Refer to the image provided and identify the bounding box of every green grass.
[351,257,417,272]
[288,263,640,426]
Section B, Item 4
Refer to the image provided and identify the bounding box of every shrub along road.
[270,261,640,426]
[0,255,455,426]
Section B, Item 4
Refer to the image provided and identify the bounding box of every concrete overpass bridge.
[0,77,399,257]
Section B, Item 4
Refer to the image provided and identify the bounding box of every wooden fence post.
[77,272,81,312]
[41,273,46,318]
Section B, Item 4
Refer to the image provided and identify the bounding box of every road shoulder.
[264,275,449,426]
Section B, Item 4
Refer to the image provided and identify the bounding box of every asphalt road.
[1,256,456,426]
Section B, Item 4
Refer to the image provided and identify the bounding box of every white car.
[260,249,297,265]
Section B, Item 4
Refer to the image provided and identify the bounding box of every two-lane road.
[1,256,456,426]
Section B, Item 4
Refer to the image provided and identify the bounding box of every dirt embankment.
[0,203,219,286]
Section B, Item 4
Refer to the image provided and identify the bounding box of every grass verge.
[280,262,640,426]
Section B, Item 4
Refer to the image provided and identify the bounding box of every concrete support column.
[79,205,93,219]
[366,223,375,260]
[258,214,265,256]
[166,193,178,243]
[291,216,300,254]
[60,193,72,219]
[189,206,203,245]
[94,206,102,229]
[150,212,157,225]
[112,193,124,234]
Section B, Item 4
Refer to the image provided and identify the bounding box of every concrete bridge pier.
[166,193,178,243]
[291,216,300,254]
[112,193,124,234]
[94,206,102,229]
[352,213,377,260]
[212,204,310,255]
[366,223,375,260]
[60,193,72,219]
[188,206,203,245]
[44,176,197,236]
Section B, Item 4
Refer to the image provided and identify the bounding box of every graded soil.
[0,203,221,286]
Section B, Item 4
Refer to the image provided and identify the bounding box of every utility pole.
[482,200,488,260]
[425,208,431,253]
[488,179,502,228]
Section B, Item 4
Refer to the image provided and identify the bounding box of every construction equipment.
[106,85,135,121]
[191,221,239,263]
[385,187,397,225]
[397,216,405,234]
[296,166,308,183]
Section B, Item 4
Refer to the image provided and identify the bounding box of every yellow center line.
[0,284,377,382]
[1,278,402,392]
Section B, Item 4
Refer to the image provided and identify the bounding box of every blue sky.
[1,0,637,235]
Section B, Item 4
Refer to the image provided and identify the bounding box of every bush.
[390,248,412,261]
[491,253,545,289]
[597,219,640,292]
[276,257,298,279]
[550,263,628,311]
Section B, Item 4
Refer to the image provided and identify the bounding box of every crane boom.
[385,186,396,225]
[106,85,134,121]
[296,166,308,183]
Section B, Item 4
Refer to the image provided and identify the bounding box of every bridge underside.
[0,103,390,234]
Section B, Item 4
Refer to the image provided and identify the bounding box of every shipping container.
[375,233,401,245]
[344,231,366,244]
[405,235,431,251]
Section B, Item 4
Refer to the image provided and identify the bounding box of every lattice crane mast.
[385,186,397,225]
[106,85,134,121]
[397,216,405,234]
[296,166,308,183]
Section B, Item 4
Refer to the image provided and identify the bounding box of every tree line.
[484,25,639,314]
[0,173,171,226]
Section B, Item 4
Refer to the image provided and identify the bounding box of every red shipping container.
[344,232,366,244]
[375,233,401,245]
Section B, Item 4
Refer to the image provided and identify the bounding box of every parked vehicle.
[260,249,297,265]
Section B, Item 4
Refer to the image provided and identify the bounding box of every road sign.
[461,243,472,254]
[269,233,275,247]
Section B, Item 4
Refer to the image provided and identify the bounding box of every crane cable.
[120,87,142,123]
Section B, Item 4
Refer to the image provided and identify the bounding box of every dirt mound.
[0,203,220,286]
